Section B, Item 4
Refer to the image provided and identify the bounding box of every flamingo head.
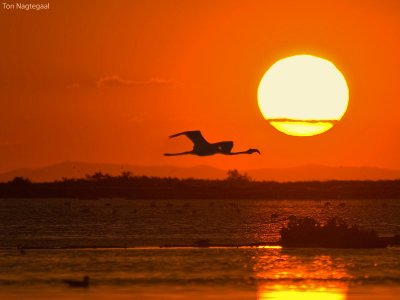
[247,148,261,154]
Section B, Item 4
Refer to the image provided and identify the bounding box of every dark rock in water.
[193,239,210,247]
[17,246,26,255]
[271,213,279,220]
[384,234,400,246]
[280,216,387,248]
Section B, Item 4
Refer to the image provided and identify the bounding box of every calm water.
[0,198,399,299]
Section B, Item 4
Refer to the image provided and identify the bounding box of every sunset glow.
[0,1,399,172]
[1,2,400,300]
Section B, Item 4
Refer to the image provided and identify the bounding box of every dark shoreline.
[1,174,400,199]
[4,238,399,250]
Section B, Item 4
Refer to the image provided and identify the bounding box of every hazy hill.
[0,162,225,182]
[0,161,399,182]
[248,165,400,181]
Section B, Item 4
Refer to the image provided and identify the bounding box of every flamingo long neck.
[228,150,250,155]
[164,151,193,156]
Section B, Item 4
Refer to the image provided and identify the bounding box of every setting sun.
[258,55,349,136]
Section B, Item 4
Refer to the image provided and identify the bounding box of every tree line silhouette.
[0,170,400,199]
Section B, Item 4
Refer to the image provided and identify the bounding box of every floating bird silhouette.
[63,276,90,288]
[164,131,260,156]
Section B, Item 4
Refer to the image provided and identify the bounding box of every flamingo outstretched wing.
[169,131,209,147]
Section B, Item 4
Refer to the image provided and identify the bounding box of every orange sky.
[1,0,400,172]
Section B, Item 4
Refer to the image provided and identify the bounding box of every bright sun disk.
[257,55,349,136]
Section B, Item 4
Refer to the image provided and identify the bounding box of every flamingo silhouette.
[164,131,260,156]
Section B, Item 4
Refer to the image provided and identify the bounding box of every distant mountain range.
[0,161,399,182]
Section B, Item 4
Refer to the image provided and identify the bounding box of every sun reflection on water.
[258,285,347,300]
[255,249,349,300]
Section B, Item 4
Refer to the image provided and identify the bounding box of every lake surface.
[0,198,399,299]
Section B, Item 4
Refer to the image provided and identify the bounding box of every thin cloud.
[0,141,22,146]
[96,75,175,88]
[66,83,81,89]
[121,113,143,123]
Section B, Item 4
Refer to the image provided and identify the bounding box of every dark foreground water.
[0,198,399,299]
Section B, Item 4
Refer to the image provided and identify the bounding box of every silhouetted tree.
[85,172,111,181]
[226,169,251,182]
[119,171,133,179]
[8,176,31,185]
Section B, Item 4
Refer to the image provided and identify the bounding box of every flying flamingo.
[164,131,260,156]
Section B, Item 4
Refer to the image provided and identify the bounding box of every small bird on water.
[64,276,90,288]
[164,130,260,156]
